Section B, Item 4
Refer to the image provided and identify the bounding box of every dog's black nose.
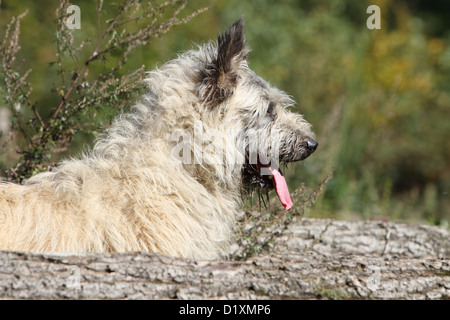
[307,139,318,151]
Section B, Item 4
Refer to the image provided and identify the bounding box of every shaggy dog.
[0,19,317,259]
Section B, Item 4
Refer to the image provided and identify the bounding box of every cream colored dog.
[0,20,317,259]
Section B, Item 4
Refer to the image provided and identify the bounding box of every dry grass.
[233,168,334,259]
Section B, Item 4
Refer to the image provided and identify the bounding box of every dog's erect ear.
[216,18,248,87]
[200,19,249,107]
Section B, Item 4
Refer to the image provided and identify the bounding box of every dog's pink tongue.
[270,167,293,210]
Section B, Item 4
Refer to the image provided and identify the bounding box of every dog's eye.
[266,102,276,119]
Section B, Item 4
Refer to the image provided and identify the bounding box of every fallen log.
[0,218,448,299]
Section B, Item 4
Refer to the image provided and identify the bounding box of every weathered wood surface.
[0,218,448,299]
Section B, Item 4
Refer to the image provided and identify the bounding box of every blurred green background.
[1,0,449,225]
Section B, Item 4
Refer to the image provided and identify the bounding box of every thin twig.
[52,0,134,120]
[381,223,391,256]
[303,217,334,253]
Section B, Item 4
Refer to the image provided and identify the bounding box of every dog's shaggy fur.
[0,20,317,259]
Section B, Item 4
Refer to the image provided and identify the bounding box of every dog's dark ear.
[200,19,249,107]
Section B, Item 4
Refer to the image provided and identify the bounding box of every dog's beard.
[241,156,292,210]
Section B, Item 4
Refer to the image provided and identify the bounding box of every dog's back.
[0,163,115,252]
[0,152,236,258]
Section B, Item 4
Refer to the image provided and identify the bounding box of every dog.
[0,19,317,259]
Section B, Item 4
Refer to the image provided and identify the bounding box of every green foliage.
[213,0,450,225]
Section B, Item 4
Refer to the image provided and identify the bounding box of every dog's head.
[196,19,318,209]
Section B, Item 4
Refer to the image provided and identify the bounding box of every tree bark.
[0,218,448,299]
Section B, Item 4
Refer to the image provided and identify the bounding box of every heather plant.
[0,0,209,181]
